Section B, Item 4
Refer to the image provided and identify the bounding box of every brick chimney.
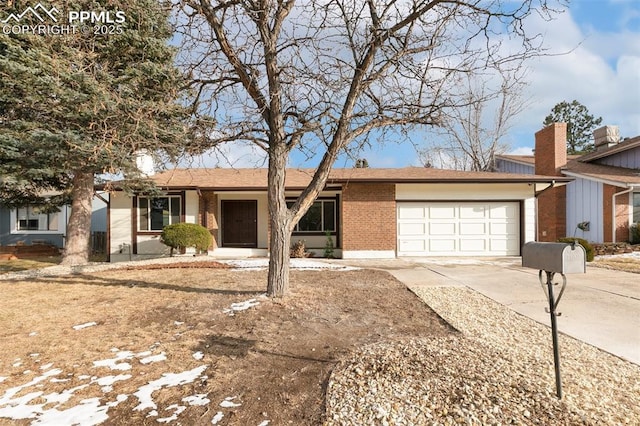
[535,123,567,176]
[534,123,567,241]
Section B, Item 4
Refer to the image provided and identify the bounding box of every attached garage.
[397,201,521,256]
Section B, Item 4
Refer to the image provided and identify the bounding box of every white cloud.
[178,142,267,169]
[512,6,640,141]
[507,146,534,155]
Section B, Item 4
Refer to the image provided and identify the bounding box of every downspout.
[612,185,637,243]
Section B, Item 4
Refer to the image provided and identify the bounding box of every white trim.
[342,250,396,259]
[562,170,632,188]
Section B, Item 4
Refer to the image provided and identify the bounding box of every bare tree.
[176,0,563,297]
[417,68,530,171]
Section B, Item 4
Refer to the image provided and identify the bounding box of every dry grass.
[592,257,640,274]
[0,257,61,274]
[0,266,451,425]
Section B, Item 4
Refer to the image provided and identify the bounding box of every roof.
[496,154,581,166]
[577,135,640,163]
[562,161,640,187]
[146,167,570,190]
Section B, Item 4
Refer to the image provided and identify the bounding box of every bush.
[290,240,311,258]
[631,223,640,245]
[161,223,212,256]
[323,231,336,259]
[557,237,595,262]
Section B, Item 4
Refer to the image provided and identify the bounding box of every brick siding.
[535,123,567,241]
[199,191,219,249]
[603,184,631,242]
[341,182,396,251]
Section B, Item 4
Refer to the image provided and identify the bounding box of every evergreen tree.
[543,100,603,154]
[0,0,190,264]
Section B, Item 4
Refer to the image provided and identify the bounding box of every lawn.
[0,257,61,274]
[0,265,452,425]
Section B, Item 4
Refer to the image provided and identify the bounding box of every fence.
[91,231,107,255]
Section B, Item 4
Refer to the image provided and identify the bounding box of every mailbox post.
[522,241,586,399]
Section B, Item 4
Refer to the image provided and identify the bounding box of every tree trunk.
[266,146,293,298]
[61,170,94,266]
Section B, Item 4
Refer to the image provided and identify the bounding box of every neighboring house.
[0,203,70,248]
[106,167,567,262]
[495,123,640,243]
[0,193,109,249]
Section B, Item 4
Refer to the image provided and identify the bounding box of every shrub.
[323,231,336,259]
[631,223,640,245]
[290,240,310,258]
[161,223,212,256]
[557,237,595,262]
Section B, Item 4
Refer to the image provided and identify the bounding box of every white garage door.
[397,202,520,256]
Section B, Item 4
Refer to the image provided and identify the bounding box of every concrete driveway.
[339,257,640,365]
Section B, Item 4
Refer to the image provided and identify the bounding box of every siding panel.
[566,178,603,243]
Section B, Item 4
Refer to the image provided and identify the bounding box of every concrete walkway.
[336,257,640,365]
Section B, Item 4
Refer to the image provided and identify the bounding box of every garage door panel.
[429,222,456,235]
[459,222,486,235]
[398,222,426,236]
[398,202,520,256]
[489,222,518,235]
[429,206,457,219]
[399,206,426,219]
[399,239,426,252]
[429,239,456,252]
[459,239,488,251]
[489,205,518,219]
[459,205,487,219]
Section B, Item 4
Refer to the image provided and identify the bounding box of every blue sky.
[189,0,640,169]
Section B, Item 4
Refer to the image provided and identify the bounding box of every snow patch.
[93,351,134,371]
[222,258,359,271]
[182,394,210,406]
[139,353,167,365]
[219,396,241,408]
[211,411,224,424]
[133,365,208,413]
[157,404,186,423]
[92,374,132,393]
[73,322,98,330]
[223,297,262,315]
[192,352,204,361]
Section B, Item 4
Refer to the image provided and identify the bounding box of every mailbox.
[522,242,586,274]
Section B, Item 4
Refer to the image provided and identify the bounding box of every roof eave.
[561,170,638,188]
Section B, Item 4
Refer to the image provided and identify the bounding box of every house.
[106,167,569,262]
[495,123,640,243]
[0,203,71,248]
[0,193,109,251]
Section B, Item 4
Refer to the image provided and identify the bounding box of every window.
[139,196,181,231]
[287,200,336,233]
[633,193,640,223]
[16,206,59,231]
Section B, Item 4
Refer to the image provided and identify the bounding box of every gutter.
[612,185,638,243]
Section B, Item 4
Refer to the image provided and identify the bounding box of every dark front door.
[222,200,258,247]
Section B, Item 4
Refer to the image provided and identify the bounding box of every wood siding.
[566,178,604,243]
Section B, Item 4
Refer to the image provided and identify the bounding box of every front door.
[222,200,258,247]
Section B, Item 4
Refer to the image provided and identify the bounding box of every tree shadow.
[195,334,336,363]
[3,272,261,296]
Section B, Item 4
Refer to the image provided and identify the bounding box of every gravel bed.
[325,287,639,425]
